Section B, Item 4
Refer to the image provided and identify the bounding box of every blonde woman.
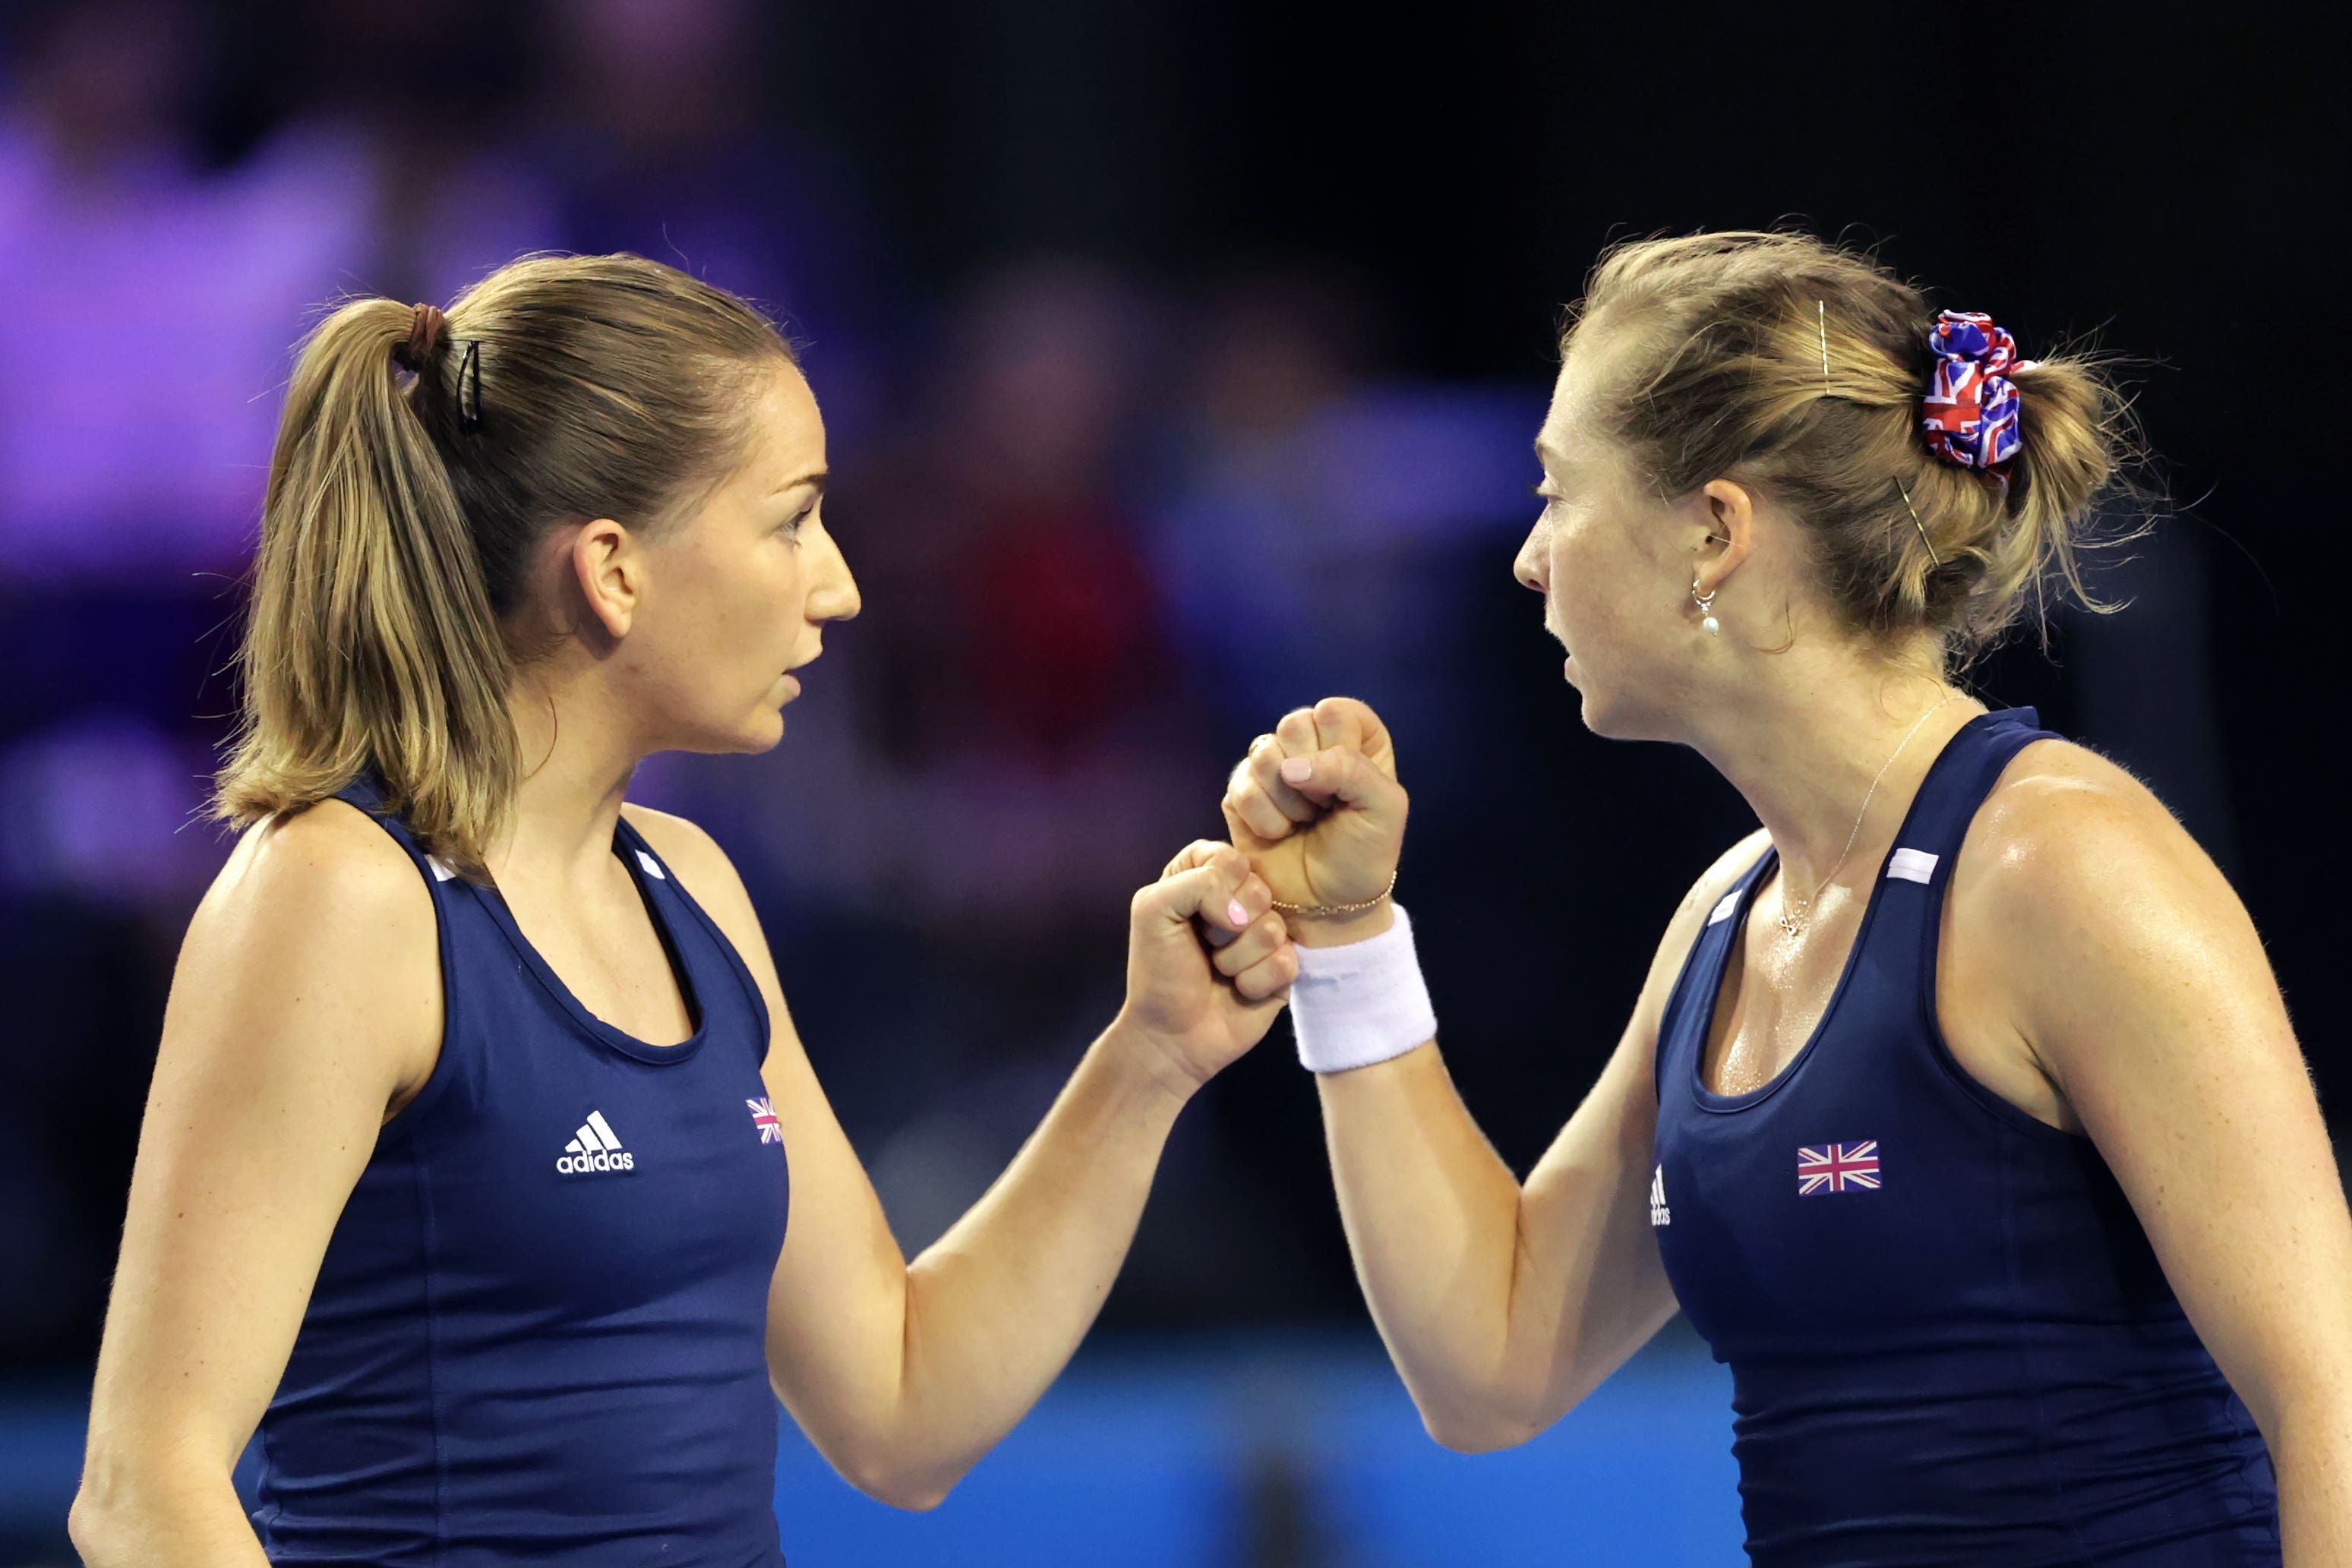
[1223,234,2350,1564]
[69,254,1299,1566]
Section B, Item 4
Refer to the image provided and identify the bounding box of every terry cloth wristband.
[1290,904,1438,1074]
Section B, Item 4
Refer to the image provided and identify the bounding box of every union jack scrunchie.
[1921,311,2036,472]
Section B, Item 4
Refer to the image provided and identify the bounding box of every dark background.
[1,0,2340,1391]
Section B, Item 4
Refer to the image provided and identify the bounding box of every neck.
[493,660,646,887]
[1684,644,1981,901]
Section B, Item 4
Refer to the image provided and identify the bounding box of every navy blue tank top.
[1651,707,2278,1566]
[251,775,791,1566]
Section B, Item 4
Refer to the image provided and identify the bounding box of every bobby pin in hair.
[1817,301,1830,393]
[1896,478,1942,568]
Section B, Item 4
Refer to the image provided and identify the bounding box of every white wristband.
[1290,904,1438,1074]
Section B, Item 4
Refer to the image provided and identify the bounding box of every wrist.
[1284,901,1396,948]
[1290,904,1437,1074]
[1095,1013,1208,1112]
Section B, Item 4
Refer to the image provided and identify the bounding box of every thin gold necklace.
[1776,693,1964,938]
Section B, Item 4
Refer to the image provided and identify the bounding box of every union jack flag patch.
[747,1097,782,1144]
[1798,1141,1880,1195]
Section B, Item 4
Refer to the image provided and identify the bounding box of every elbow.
[818,1426,962,1513]
[71,1434,249,1562]
[65,1491,104,1562]
[1413,1381,1560,1456]
[1420,1408,1540,1456]
[872,1478,955,1513]
[840,1452,958,1513]
[69,1453,143,1563]
[68,1470,170,1566]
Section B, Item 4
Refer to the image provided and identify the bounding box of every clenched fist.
[1220,697,1408,948]
[1113,841,1297,1093]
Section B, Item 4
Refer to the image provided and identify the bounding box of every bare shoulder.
[1957,738,2215,922]
[173,797,440,1106]
[198,797,434,963]
[1951,737,2265,1046]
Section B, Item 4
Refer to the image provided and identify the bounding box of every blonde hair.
[213,253,796,876]
[1566,231,2136,665]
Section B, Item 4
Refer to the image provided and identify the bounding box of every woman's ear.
[1694,479,1755,595]
[568,519,639,640]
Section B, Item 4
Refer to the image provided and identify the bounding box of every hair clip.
[457,340,483,433]
[1896,478,1942,568]
[1817,301,1831,393]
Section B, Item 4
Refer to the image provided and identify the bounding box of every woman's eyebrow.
[770,469,829,497]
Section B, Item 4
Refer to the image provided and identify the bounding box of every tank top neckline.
[469,816,710,1067]
[1687,705,2028,1115]
[340,767,714,1066]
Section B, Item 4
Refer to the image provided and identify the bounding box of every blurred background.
[0,1,2338,1562]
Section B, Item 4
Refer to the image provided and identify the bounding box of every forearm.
[70,1463,270,1568]
[1318,1044,1543,1447]
[879,1021,1189,1497]
[2270,1400,2352,1566]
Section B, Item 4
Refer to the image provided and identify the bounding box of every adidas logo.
[557,1110,637,1175]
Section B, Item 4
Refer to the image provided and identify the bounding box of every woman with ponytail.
[1221,232,2350,1563]
[68,254,1300,1566]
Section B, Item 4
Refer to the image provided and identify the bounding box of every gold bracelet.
[1268,868,1398,919]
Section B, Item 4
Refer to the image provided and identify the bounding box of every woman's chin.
[706,708,787,756]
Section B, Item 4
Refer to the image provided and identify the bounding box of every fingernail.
[1280,758,1312,784]
[1227,898,1249,928]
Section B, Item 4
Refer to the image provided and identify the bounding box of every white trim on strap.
[1886,847,1940,885]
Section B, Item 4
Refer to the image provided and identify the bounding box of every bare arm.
[1975,759,2352,1564]
[1310,860,1737,1450]
[1220,697,1751,1450]
[631,812,1295,1510]
[69,806,440,1566]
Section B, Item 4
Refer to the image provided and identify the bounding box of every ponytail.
[214,297,518,876]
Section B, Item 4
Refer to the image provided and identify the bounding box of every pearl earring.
[1693,584,1721,636]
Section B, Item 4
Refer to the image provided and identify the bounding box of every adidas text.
[558,1110,636,1176]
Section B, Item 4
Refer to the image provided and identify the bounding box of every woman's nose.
[807,531,861,623]
[1512,532,1547,594]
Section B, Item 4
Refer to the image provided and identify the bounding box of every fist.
[1220,697,1407,943]
[1116,841,1298,1091]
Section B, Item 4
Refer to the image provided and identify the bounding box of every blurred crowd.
[0,0,1539,1370]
